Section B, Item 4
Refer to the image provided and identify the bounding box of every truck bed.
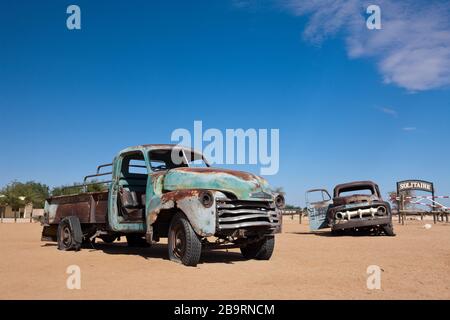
[45,191,109,225]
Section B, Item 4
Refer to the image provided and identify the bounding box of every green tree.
[51,184,83,196]
[51,180,108,196]
[0,181,50,209]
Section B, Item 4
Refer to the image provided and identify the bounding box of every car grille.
[216,199,279,230]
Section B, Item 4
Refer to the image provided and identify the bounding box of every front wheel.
[382,223,396,236]
[168,213,202,266]
[240,236,275,260]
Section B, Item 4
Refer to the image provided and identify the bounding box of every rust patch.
[173,167,255,181]
[160,189,201,202]
[150,171,167,182]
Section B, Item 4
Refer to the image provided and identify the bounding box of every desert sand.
[0,218,449,299]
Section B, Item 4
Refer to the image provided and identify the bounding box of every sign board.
[396,179,435,212]
[397,180,433,193]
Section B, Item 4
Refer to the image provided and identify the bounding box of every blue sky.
[1,0,449,207]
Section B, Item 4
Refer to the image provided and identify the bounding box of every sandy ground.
[0,218,449,300]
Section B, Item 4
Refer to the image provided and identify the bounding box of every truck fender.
[148,189,218,237]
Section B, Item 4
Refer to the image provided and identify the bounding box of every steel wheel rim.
[171,223,186,260]
[61,226,72,247]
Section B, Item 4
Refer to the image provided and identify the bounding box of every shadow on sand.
[287,230,384,237]
[42,241,246,264]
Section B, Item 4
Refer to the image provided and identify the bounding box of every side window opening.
[129,159,147,175]
[306,190,331,204]
[118,152,147,222]
[120,153,147,176]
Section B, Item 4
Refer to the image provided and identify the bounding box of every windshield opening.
[337,186,375,197]
[148,149,209,172]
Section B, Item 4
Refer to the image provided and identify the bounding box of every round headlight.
[199,191,214,208]
[377,206,387,215]
[275,194,285,209]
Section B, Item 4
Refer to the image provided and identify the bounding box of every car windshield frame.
[336,185,376,197]
[148,148,210,172]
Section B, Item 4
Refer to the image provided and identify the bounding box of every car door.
[305,189,332,231]
[108,151,147,233]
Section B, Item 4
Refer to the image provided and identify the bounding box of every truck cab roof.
[118,144,198,154]
[333,181,381,198]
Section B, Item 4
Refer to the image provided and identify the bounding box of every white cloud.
[402,127,417,131]
[281,0,450,91]
[379,107,397,117]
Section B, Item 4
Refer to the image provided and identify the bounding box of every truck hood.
[162,167,274,201]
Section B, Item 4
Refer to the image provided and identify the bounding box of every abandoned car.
[41,144,284,266]
[306,181,395,236]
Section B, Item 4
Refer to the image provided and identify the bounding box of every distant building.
[0,204,34,219]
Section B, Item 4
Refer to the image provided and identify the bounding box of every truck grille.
[216,199,279,230]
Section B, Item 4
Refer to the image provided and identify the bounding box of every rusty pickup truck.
[41,144,284,266]
[306,181,395,236]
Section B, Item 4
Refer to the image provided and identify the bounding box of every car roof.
[333,181,378,194]
[118,144,200,154]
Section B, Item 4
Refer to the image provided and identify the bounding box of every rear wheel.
[168,213,202,266]
[240,236,275,260]
[57,218,82,251]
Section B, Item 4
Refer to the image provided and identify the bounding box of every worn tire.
[240,236,275,260]
[382,223,396,236]
[168,213,202,266]
[126,234,149,247]
[57,217,82,251]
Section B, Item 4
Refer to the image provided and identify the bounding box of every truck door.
[306,189,332,231]
[109,151,147,233]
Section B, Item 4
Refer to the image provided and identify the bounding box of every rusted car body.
[42,144,284,266]
[306,181,395,236]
